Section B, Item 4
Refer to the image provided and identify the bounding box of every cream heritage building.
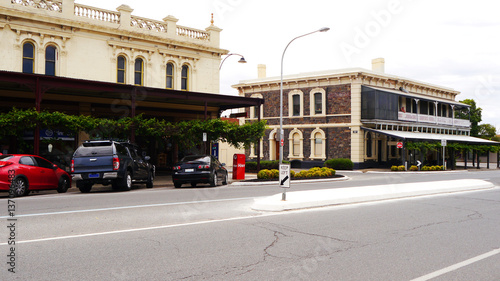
[0,0,223,91]
[234,59,498,169]
[0,0,262,170]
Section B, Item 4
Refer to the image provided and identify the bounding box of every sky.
[79,0,500,132]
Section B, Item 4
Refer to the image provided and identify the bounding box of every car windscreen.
[74,145,113,157]
[180,155,210,163]
[0,155,14,161]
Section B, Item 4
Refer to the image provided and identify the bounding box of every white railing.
[398,112,471,127]
[177,25,210,41]
[131,16,167,33]
[74,4,120,24]
[11,0,62,12]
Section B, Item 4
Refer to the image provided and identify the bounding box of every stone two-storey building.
[234,59,497,169]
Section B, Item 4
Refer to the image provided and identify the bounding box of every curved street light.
[219,53,247,70]
[279,27,330,200]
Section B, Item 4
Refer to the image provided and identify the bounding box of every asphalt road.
[1,170,500,280]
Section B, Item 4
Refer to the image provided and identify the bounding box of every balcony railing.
[11,0,62,12]
[9,0,213,43]
[398,112,470,127]
[74,3,120,24]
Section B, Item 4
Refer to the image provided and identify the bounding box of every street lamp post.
[219,53,247,70]
[279,27,329,201]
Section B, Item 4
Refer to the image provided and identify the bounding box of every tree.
[458,99,482,137]
[478,124,497,140]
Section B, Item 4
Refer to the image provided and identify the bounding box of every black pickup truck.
[71,140,155,193]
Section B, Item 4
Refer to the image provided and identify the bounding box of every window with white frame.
[309,88,326,116]
[310,128,326,159]
[288,129,304,159]
[250,94,263,119]
[288,90,304,117]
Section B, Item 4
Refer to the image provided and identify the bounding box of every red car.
[0,154,71,197]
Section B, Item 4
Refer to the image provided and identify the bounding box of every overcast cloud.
[80,0,500,131]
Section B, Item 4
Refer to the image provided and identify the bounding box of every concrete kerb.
[251,179,496,212]
[230,175,351,186]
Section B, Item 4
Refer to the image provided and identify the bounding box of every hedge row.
[257,167,336,179]
[391,165,444,171]
[246,158,353,172]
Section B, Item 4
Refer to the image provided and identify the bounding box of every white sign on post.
[441,139,447,147]
[279,164,290,188]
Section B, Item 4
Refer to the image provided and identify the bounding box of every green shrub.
[409,165,418,171]
[324,158,354,170]
[290,170,296,178]
[398,165,405,171]
[270,169,279,178]
[391,166,399,171]
[257,169,272,179]
[422,166,430,171]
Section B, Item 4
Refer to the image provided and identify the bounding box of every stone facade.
[234,61,472,168]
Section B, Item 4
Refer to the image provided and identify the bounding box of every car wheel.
[10,177,29,197]
[146,170,154,188]
[77,181,92,193]
[191,182,197,187]
[120,171,132,191]
[57,176,70,193]
[174,182,182,188]
[210,172,217,187]
[222,173,228,185]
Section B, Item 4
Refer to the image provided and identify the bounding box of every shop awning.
[362,127,499,145]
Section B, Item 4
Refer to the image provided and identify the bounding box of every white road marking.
[0,196,259,219]
[0,212,282,245]
[411,248,500,281]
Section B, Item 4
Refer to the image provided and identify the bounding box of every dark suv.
[71,140,155,193]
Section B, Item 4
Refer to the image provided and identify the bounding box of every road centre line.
[411,248,500,281]
[0,212,283,246]
[0,196,259,219]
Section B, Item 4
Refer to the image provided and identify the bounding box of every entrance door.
[275,140,280,160]
[378,140,382,163]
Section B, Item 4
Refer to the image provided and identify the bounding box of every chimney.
[372,58,385,73]
[257,64,266,78]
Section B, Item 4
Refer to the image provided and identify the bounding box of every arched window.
[22,42,35,74]
[181,65,189,91]
[310,128,326,160]
[314,132,322,157]
[288,90,304,117]
[117,55,126,84]
[292,132,301,157]
[366,132,373,157]
[292,94,300,116]
[134,58,144,86]
[166,63,174,89]
[45,45,57,76]
[314,92,322,114]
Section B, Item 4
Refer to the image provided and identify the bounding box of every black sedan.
[172,155,228,188]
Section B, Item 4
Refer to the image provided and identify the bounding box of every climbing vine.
[0,108,267,149]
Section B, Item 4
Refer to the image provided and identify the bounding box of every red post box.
[232,154,245,180]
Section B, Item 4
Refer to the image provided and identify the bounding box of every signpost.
[441,139,447,170]
[397,142,403,149]
[279,164,290,201]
